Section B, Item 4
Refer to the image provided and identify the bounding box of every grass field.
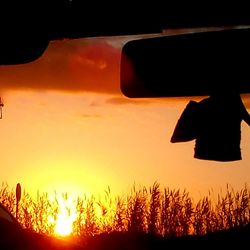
[1,182,250,249]
[1,181,250,238]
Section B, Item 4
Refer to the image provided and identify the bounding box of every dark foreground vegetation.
[1,222,249,250]
[0,182,250,249]
[82,223,250,249]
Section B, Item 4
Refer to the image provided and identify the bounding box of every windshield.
[0,36,250,237]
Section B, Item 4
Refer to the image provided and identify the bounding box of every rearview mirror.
[120,28,250,97]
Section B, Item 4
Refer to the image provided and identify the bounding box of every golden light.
[49,194,77,237]
[54,212,76,236]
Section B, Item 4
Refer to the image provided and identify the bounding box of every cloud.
[69,41,121,94]
[0,39,122,94]
[106,97,155,105]
[0,37,164,106]
[80,114,102,119]
[0,33,190,104]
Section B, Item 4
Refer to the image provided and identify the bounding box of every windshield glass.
[0,37,250,237]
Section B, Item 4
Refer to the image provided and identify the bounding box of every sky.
[0,36,250,202]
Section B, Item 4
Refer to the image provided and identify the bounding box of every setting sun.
[55,213,75,236]
[48,194,77,237]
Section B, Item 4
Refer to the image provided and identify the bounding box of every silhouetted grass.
[0,182,250,238]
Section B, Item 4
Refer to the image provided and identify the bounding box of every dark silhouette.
[194,93,250,161]
[171,100,200,143]
[82,224,250,249]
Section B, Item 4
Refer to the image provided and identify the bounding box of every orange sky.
[0,37,250,201]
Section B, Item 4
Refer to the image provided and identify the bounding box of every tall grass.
[0,182,250,238]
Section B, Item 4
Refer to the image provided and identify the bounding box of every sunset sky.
[0,36,250,202]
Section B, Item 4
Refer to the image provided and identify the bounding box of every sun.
[49,194,77,237]
[55,212,75,236]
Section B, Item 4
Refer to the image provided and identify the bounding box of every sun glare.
[49,194,77,237]
[55,212,75,236]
